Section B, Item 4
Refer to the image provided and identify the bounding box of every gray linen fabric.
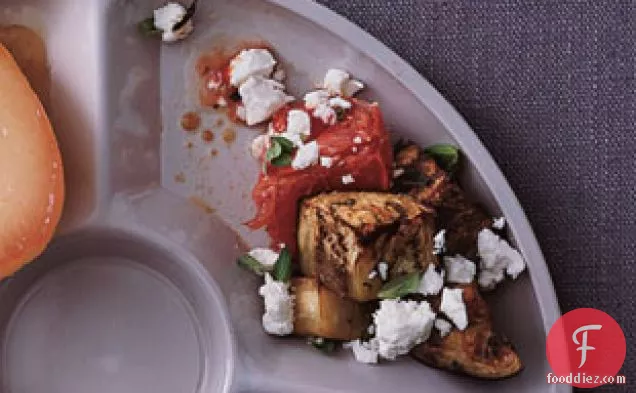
[316,1,635,391]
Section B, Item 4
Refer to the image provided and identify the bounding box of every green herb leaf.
[272,247,292,282]
[334,107,346,122]
[270,153,293,167]
[271,136,295,153]
[173,0,197,32]
[377,272,422,299]
[237,254,267,276]
[423,144,460,174]
[308,337,338,354]
[265,140,282,162]
[138,17,161,36]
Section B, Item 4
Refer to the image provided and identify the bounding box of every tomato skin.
[247,99,392,256]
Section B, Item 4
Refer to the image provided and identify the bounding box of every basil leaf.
[378,272,422,299]
[265,140,282,162]
[138,17,161,36]
[424,144,460,174]
[237,254,267,276]
[271,136,295,153]
[308,337,338,354]
[272,247,292,282]
[270,153,293,167]
[173,0,197,32]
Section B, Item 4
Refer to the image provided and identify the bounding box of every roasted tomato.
[247,99,393,256]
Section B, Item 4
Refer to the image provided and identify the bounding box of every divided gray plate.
[0,0,568,392]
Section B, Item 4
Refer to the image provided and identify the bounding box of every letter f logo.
[572,324,602,368]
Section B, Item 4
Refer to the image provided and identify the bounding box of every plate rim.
[266,1,567,390]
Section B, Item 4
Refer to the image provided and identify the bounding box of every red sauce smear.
[247,99,393,256]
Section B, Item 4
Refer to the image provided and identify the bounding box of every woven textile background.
[316,1,635,391]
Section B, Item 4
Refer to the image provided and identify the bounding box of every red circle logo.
[546,308,626,388]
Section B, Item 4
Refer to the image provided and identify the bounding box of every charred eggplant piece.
[411,284,523,379]
[393,143,492,258]
[298,192,437,301]
[292,277,370,340]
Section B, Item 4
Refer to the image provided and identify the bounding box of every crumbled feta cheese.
[323,69,365,97]
[329,96,352,109]
[236,105,246,121]
[207,77,222,90]
[433,229,446,255]
[352,146,358,153]
[250,134,270,159]
[434,318,453,338]
[291,141,319,170]
[313,103,337,125]
[304,90,330,109]
[477,228,526,290]
[418,264,444,295]
[259,273,294,336]
[440,287,468,331]
[342,174,355,185]
[286,109,311,138]
[153,2,194,42]
[347,340,379,364]
[393,168,405,178]
[217,97,228,107]
[320,156,334,168]
[238,77,294,126]
[368,270,378,280]
[248,248,279,269]
[276,132,304,147]
[229,49,277,87]
[377,261,389,281]
[367,324,376,335]
[353,136,363,144]
[444,255,476,284]
[492,216,507,230]
[373,299,436,360]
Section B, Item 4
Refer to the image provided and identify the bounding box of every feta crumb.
[342,174,355,185]
[286,109,311,138]
[153,2,194,43]
[313,103,337,125]
[229,49,277,87]
[352,146,358,153]
[418,264,444,295]
[377,261,389,281]
[444,255,476,284]
[353,136,363,144]
[440,287,468,331]
[304,90,330,109]
[347,340,379,364]
[392,168,405,178]
[239,77,294,126]
[367,324,376,335]
[433,229,446,255]
[368,270,378,280]
[216,97,228,107]
[477,228,527,290]
[492,216,507,230]
[207,77,222,90]
[434,318,453,338]
[248,248,279,269]
[320,156,334,168]
[250,134,271,159]
[291,141,319,170]
[329,96,352,109]
[259,273,294,336]
[324,69,365,97]
[373,299,436,360]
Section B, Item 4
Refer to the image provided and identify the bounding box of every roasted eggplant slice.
[298,192,437,301]
[292,277,370,340]
[393,143,492,258]
[411,284,523,379]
